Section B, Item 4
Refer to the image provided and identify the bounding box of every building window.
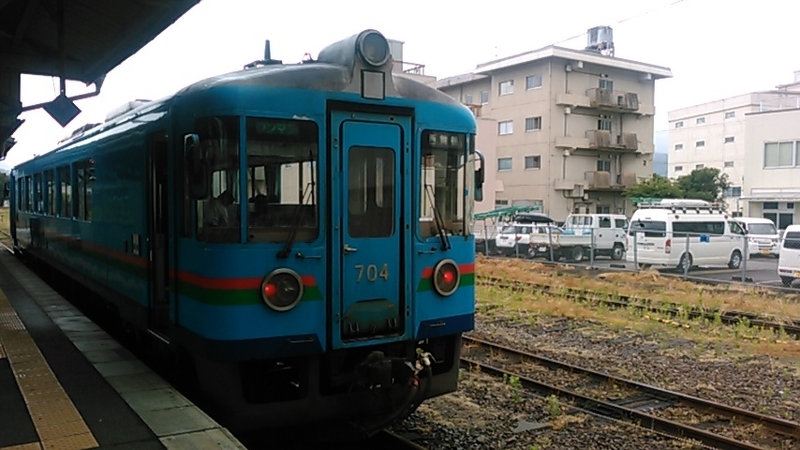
[724,160,734,168]
[495,199,509,207]
[465,93,473,104]
[764,141,798,167]
[599,79,613,90]
[696,117,706,124]
[497,157,512,171]
[525,74,542,90]
[674,143,683,150]
[675,121,684,128]
[597,159,611,172]
[597,119,612,131]
[674,165,683,172]
[725,111,735,119]
[724,136,734,144]
[695,164,705,170]
[525,116,542,131]
[524,155,541,169]
[723,186,742,197]
[498,120,513,135]
[480,90,489,104]
[499,80,514,96]
[696,140,705,148]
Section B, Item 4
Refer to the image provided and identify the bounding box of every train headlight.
[261,269,304,312]
[357,30,390,67]
[432,259,460,297]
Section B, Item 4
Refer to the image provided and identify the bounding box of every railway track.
[461,335,799,450]
[476,276,800,339]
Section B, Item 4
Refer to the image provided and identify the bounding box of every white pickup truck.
[529,213,628,262]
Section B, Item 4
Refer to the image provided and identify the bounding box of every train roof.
[19,30,471,166]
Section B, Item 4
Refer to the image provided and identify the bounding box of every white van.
[777,224,800,287]
[626,199,746,272]
[735,217,780,258]
[562,213,629,260]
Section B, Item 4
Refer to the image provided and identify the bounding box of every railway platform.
[0,249,246,450]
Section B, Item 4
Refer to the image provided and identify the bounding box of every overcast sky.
[3,0,798,171]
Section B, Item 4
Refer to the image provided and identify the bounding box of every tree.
[623,174,683,199]
[676,167,730,203]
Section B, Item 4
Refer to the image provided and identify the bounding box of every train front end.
[175,30,482,434]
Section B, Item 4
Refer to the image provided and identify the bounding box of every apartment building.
[436,29,671,221]
[667,73,800,215]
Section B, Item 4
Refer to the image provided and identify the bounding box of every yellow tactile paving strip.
[0,289,98,450]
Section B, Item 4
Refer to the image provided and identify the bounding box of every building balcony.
[556,90,655,116]
[555,135,590,149]
[585,130,639,152]
[584,171,638,190]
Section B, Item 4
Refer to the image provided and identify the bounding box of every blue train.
[8,30,483,433]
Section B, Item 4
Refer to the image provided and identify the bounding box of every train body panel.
[9,30,480,433]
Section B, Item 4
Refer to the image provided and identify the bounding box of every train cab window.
[194,116,241,243]
[58,165,71,218]
[419,130,471,238]
[244,117,318,243]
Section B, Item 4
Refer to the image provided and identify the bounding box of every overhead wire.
[549,0,687,47]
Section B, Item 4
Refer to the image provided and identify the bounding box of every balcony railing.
[585,130,639,151]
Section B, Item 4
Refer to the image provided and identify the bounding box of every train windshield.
[419,130,472,239]
[245,117,319,243]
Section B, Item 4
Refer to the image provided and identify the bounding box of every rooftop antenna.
[244,39,283,69]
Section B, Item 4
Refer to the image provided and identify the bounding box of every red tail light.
[432,259,460,297]
[665,238,671,254]
[260,269,304,312]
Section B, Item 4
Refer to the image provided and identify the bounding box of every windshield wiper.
[278,158,316,259]
[425,184,451,251]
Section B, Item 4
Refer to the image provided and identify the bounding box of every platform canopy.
[0,0,202,160]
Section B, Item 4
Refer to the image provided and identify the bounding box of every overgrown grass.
[477,255,800,324]
[476,283,800,363]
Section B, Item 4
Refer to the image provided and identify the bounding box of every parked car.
[778,224,800,287]
[735,217,780,258]
[495,214,554,257]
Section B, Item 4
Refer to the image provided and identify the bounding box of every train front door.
[147,132,171,339]
[330,110,411,349]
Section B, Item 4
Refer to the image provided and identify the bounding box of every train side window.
[33,173,42,213]
[74,164,84,220]
[58,165,71,218]
[194,116,241,243]
[46,169,55,215]
[25,175,32,212]
[72,160,94,221]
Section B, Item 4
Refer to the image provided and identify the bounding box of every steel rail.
[462,335,799,450]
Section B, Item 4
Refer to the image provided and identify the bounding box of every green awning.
[474,205,542,220]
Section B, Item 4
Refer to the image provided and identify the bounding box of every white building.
[667,72,800,216]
